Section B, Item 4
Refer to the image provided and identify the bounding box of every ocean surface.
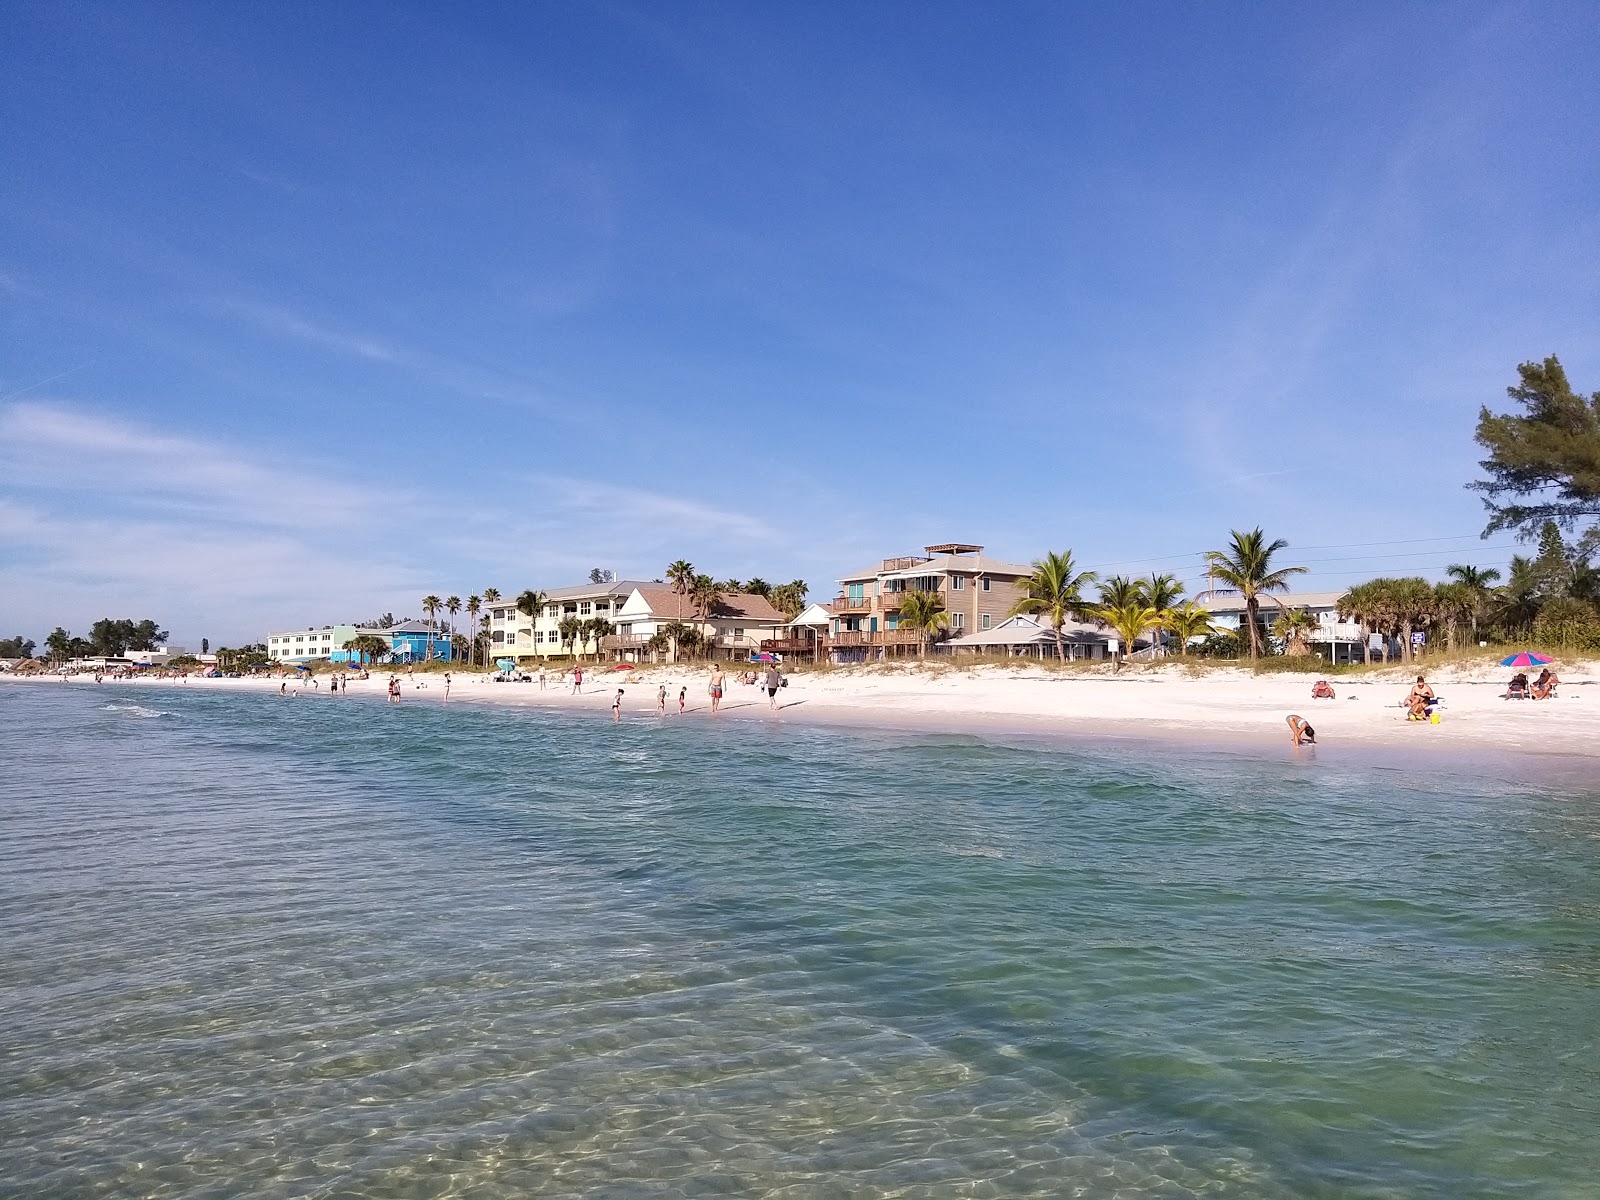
[2,683,1598,1199]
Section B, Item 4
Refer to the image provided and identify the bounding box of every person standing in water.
[612,688,623,722]
[657,683,667,715]
[764,665,782,711]
[709,666,725,714]
[678,686,686,715]
[443,672,452,703]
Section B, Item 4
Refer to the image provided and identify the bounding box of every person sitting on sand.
[1406,675,1435,720]
[1286,714,1316,745]
[1311,680,1335,699]
[1531,667,1560,700]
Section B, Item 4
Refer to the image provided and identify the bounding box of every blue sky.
[3,1,1597,646]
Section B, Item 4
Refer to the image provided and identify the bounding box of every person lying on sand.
[1311,680,1335,699]
[1531,668,1560,700]
[1286,714,1316,745]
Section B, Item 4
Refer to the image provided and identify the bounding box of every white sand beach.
[11,658,1595,760]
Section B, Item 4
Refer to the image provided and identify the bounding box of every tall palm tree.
[1338,580,1380,665]
[692,575,725,655]
[465,595,481,667]
[1271,607,1318,656]
[445,596,462,660]
[557,615,583,660]
[898,589,948,657]
[515,589,546,660]
[770,581,808,618]
[1444,564,1501,641]
[1160,601,1219,656]
[1491,555,1541,633]
[1097,575,1143,610]
[586,617,615,661]
[666,560,696,613]
[1203,529,1307,659]
[1139,573,1186,612]
[343,634,390,668]
[421,595,442,660]
[482,587,502,605]
[1094,601,1160,671]
[1432,581,1475,652]
[1388,576,1435,662]
[1009,550,1098,661]
[744,577,772,598]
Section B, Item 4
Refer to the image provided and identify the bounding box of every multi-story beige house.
[604,587,790,663]
[829,542,1031,659]
[486,580,648,660]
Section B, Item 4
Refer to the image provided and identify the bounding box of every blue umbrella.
[1500,652,1552,667]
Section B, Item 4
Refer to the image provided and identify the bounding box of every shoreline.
[7,660,1596,784]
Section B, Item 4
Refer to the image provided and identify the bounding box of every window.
[579,602,592,615]
[951,575,963,590]
[847,583,865,603]
[492,631,504,644]
[953,612,965,630]
[981,614,991,630]
[981,577,991,591]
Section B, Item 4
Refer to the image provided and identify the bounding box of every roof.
[384,620,439,634]
[1198,590,1345,614]
[541,579,654,603]
[947,614,1110,647]
[838,552,1030,584]
[627,587,790,624]
[788,602,834,627]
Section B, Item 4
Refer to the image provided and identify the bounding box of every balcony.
[832,594,873,613]
[881,586,939,610]
[760,637,822,655]
[600,633,649,650]
[830,629,924,647]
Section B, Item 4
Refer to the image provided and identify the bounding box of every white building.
[485,581,649,661]
[603,586,790,662]
[266,624,380,663]
[1198,590,1366,664]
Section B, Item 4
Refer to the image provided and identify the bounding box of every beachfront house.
[267,624,389,664]
[830,543,1031,662]
[944,613,1113,660]
[603,587,790,663]
[385,619,461,663]
[486,580,649,661]
[1197,590,1367,664]
[759,602,835,663]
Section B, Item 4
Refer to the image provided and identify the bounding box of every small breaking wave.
[100,702,169,719]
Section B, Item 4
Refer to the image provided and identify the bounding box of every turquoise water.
[2,685,1598,1198]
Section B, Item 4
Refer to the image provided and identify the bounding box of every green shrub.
[1531,597,1600,650]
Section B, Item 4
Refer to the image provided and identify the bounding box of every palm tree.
[1271,607,1318,656]
[1203,529,1307,659]
[1338,580,1381,665]
[1388,576,1435,662]
[1094,601,1160,671]
[1140,573,1186,612]
[1432,581,1475,652]
[482,587,501,606]
[898,589,948,657]
[342,634,390,667]
[770,581,808,618]
[557,615,583,660]
[1490,556,1541,633]
[1160,601,1219,656]
[465,595,481,667]
[1444,564,1501,641]
[515,589,546,660]
[716,577,744,593]
[1097,575,1143,610]
[744,577,772,598]
[586,616,615,661]
[445,596,462,660]
[421,595,442,660]
[692,575,725,656]
[1009,549,1098,661]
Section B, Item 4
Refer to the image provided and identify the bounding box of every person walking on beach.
[764,665,782,711]
[709,666,725,714]
[572,666,584,695]
[538,668,546,690]
[678,686,686,715]
[612,688,623,722]
[657,683,667,715]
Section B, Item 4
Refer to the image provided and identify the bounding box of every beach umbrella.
[1500,651,1552,668]
[750,652,778,662]
[611,662,635,671]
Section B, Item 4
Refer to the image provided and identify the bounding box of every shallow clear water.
[2,684,1598,1198]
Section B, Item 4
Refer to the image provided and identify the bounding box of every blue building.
[385,620,458,664]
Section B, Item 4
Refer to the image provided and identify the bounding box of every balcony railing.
[760,637,821,655]
[830,629,924,647]
[831,594,873,613]
[600,634,649,650]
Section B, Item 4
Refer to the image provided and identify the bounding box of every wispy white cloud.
[534,475,776,542]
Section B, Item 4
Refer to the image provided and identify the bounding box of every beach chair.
[1503,674,1529,700]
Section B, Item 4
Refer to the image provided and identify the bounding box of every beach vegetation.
[1270,606,1318,656]
[1471,355,1600,542]
[1009,550,1097,661]
[1194,631,1241,659]
[0,635,37,658]
[1092,601,1160,670]
[770,580,808,617]
[1443,564,1500,640]
[343,634,390,666]
[1203,529,1307,659]
[1159,602,1219,655]
[897,590,949,657]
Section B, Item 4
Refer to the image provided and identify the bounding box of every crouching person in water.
[1286,714,1316,746]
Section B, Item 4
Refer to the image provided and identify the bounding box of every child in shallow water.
[1286,714,1315,745]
